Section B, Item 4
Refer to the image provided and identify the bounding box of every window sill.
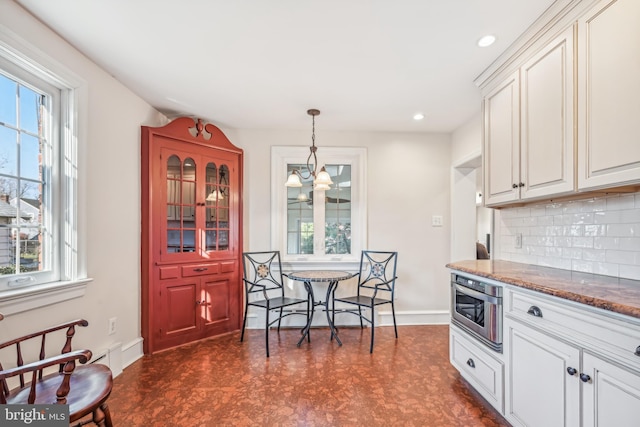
[0,278,92,317]
[281,259,361,272]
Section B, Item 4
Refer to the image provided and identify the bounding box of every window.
[272,146,366,266]
[286,164,352,255]
[0,69,55,287]
[0,27,88,314]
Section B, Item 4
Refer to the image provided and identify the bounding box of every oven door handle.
[454,283,502,305]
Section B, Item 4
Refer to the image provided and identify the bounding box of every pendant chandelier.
[285,109,333,191]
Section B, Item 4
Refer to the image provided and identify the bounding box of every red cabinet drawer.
[182,263,220,277]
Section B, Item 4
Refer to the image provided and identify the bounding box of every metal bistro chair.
[331,250,398,353]
[0,319,113,426]
[241,251,311,357]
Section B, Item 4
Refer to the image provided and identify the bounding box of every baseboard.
[244,309,451,329]
[378,309,450,326]
[121,337,144,372]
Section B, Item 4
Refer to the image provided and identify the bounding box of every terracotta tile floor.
[107,325,509,426]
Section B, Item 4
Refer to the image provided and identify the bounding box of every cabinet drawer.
[450,324,504,413]
[182,263,221,277]
[506,287,640,371]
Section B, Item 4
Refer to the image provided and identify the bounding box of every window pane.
[286,163,314,254]
[19,85,40,134]
[16,226,40,272]
[0,74,16,127]
[20,134,41,181]
[0,74,48,280]
[325,165,351,255]
[0,126,17,176]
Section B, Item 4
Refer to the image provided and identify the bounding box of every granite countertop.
[446,259,640,319]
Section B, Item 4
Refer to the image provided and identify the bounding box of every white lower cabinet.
[582,352,640,427]
[450,323,504,413]
[504,287,640,427]
[505,317,580,426]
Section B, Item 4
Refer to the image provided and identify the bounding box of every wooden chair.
[0,319,113,426]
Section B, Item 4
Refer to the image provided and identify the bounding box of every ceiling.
[16,0,555,133]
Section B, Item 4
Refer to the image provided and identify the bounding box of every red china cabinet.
[141,118,243,353]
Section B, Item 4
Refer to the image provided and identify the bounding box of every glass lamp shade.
[314,167,333,187]
[285,172,303,187]
[314,182,331,191]
[206,190,224,201]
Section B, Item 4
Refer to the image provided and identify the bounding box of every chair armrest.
[0,349,92,380]
[373,276,398,288]
[369,276,398,298]
[242,278,271,300]
[242,278,267,288]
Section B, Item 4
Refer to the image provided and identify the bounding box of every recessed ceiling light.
[413,113,425,121]
[477,35,496,47]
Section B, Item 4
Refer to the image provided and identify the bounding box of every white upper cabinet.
[483,71,520,206]
[520,26,575,200]
[577,0,640,190]
[483,27,574,207]
[481,0,640,207]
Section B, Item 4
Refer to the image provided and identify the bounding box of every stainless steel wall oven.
[451,273,503,352]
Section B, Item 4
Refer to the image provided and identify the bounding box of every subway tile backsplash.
[495,192,640,280]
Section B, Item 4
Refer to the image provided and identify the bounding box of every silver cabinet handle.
[527,305,543,318]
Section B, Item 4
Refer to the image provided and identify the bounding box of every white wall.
[450,114,482,262]
[0,1,164,369]
[234,129,452,323]
[450,113,482,165]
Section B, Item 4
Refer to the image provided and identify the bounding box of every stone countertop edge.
[446,259,640,320]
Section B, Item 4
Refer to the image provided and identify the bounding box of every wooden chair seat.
[0,319,114,427]
[6,364,112,423]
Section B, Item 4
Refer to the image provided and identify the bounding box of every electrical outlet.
[108,317,117,335]
[515,233,523,249]
[432,215,443,227]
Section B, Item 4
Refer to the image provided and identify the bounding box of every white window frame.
[0,26,90,316]
[271,146,367,270]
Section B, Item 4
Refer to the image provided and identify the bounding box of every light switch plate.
[515,233,523,249]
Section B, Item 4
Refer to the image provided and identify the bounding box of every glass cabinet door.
[162,148,235,259]
[166,154,197,253]
[204,163,230,252]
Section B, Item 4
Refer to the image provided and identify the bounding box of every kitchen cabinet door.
[505,317,581,427]
[577,0,640,190]
[158,278,200,342]
[520,26,575,201]
[483,71,520,206]
[582,352,640,427]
